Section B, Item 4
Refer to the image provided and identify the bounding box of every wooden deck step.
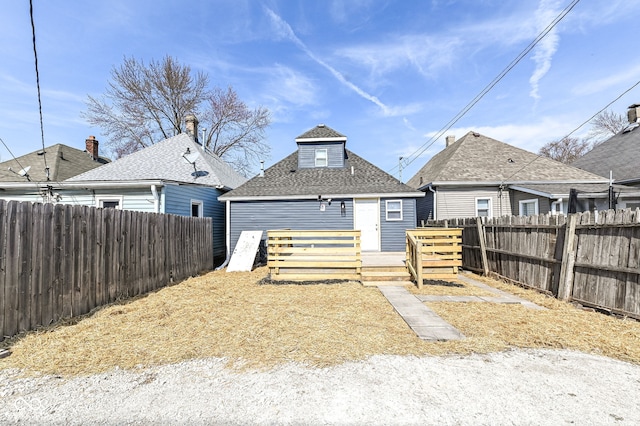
[361,270,412,282]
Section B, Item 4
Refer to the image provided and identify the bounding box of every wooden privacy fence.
[406,228,462,288]
[267,229,361,281]
[0,200,213,341]
[428,209,640,320]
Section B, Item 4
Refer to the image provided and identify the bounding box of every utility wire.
[389,0,581,175]
[30,0,49,180]
[500,79,640,183]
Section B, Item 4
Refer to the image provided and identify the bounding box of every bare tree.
[538,136,591,164]
[539,109,629,164]
[201,87,271,176]
[83,56,270,174]
[584,109,628,144]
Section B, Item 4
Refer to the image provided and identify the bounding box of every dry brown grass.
[1,268,639,376]
[407,278,496,297]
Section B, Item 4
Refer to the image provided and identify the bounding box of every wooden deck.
[361,252,406,267]
[361,252,412,286]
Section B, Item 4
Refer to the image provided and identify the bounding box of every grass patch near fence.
[1,268,639,376]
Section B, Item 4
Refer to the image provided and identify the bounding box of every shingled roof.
[0,144,109,183]
[219,149,421,200]
[295,124,347,141]
[67,133,246,189]
[407,131,607,189]
[572,123,640,184]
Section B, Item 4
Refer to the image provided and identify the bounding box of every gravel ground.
[1,349,639,425]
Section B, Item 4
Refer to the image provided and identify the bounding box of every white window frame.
[475,197,492,218]
[385,199,403,221]
[315,148,328,167]
[191,199,204,217]
[95,195,123,210]
[519,199,539,216]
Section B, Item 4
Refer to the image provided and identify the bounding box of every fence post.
[416,239,423,289]
[476,219,489,276]
[558,213,578,301]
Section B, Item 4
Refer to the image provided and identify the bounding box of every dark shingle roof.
[296,124,346,140]
[220,149,421,200]
[407,131,606,189]
[572,124,640,183]
[0,144,109,183]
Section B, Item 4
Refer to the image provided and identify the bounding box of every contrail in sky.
[264,7,391,115]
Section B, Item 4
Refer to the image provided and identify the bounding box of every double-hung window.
[386,200,403,221]
[519,199,539,216]
[315,149,328,167]
[476,198,492,218]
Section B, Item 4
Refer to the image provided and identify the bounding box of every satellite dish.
[184,151,200,164]
[18,166,31,177]
[182,147,200,164]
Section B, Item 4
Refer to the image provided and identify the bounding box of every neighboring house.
[0,136,109,185]
[0,121,246,261]
[406,131,621,222]
[218,124,424,255]
[572,103,640,210]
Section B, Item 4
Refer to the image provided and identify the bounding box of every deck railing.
[267,230,361,281]
[406,228,462,288]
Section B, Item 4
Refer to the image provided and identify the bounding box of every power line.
[29,0,49,180]
[390,0,581,175]
[500,79,640,183]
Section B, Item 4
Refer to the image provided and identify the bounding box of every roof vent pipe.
[351,166,354,176]
[259,160,265,177]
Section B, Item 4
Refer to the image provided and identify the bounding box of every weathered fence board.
[0,200,214,341]
[427,208,640,320]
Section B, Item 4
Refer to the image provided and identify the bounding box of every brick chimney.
[85,136,99,160]
[185,114,199,144]
[445,135,455,147]
[628,104,640,124]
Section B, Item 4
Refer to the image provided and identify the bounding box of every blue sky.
[1,0,640,180]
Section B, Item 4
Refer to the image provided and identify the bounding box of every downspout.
[428,185,437,221]
[215,199,231,270]
[150,185,160,213]
[551,198,563,215]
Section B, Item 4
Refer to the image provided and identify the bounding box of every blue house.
[218,124,423,257]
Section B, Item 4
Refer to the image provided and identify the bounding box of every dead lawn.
[1,267,639,376]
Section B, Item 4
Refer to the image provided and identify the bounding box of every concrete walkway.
[377,286,465,341]
[377,273,545,341]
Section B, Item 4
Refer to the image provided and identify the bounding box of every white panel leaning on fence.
[226,231,264,272]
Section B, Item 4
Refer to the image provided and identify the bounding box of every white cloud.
[266,65,317,107]
[529,0,562,100]
[572,63,640,96]
[264,7,399,116]
[424,118,577,155]
[336,35,462,80]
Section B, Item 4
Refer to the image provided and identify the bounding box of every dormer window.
[315,149,328,167]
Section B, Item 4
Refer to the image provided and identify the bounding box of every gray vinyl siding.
[229,197,419,254]
[164,184,226,258]
[510,190,551,216]
[297,142,345,168]
[229,199,354,254]
[380,198,416,251]
[435,187,513,219]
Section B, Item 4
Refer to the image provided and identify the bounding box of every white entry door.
[354,198,380,251]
